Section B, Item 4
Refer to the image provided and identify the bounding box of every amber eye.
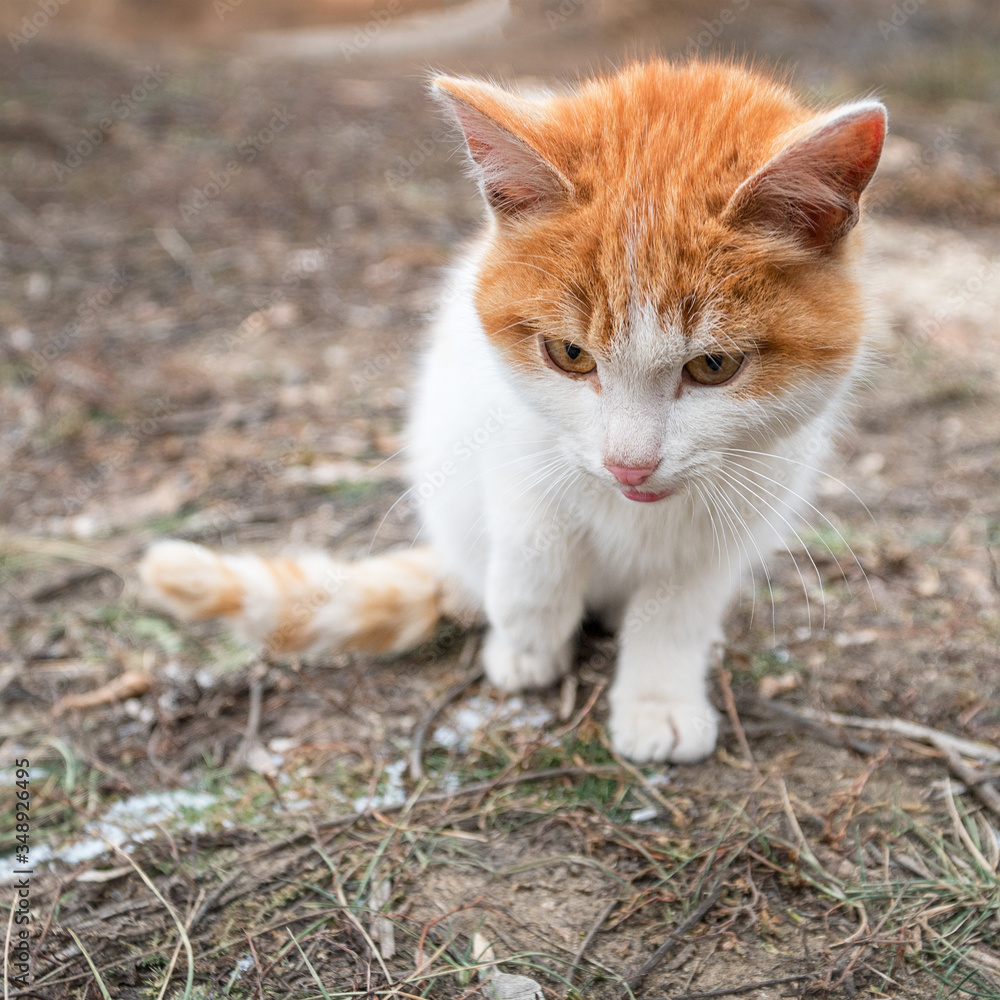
[544,338,597,375]
[684,352,745,386]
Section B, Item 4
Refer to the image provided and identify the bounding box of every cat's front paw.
[609,692,718,764]
[482,629,571,692]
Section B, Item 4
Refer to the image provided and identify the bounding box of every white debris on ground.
[472,932,544,1000]
[3,789,218,872]
[482,972,544,999]
[352,758,409,812]
[433,695,555,750]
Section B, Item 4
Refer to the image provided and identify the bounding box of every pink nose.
[605,463,659,486]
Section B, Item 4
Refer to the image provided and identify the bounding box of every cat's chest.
[568,487,713,582]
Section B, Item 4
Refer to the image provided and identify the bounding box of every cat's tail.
[138,540,471,656]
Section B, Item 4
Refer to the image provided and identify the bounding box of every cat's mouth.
[619,486,675,503]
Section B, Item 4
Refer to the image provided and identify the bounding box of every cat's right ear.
[432,76,574,220]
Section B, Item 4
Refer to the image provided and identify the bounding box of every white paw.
[482,629,571,692]
[609,692,718,763]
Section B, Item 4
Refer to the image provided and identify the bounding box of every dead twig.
[409,633,482,781]
[620,880,724,996]
[746,697,887,755]
[567,899,616,991]
[245,930,266,996]
[232,659,268,768]
[752,703,1000,763]
[937,745,1000,819]
[52,668,152,716]
[718,665,761,783]
[551,675,607,742]
[661,972,816,999]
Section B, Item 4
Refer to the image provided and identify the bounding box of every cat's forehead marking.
[613,297,686,370]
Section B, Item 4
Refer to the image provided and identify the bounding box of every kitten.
[140,60,886,763]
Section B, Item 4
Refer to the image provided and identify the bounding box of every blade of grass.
[106,841,195,1000]
[155,889,204,1000]
[289,927,332,1000]
[65,929,113,1000]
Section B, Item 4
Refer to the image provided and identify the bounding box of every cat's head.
[433,61,886,502]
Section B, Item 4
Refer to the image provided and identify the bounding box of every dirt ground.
[2,2,1000,998]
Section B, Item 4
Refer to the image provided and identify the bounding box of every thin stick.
[552,677,606,743]
[756,703,1000,763]
[233,660,267,768]
[665,972,816,999]
[746,697,880,755]
[602,736,687,827]
[937,745,1000,819]
[245,930,265,994]
[409,633,482,781]
[718,667,761,783]
[568,899,616,990]
[621,881,723,996]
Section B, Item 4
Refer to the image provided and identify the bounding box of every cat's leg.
[480,525,587,692]
[609,572,734,763]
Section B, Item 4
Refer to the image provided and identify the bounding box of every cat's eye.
[544,338,597,376]
[684,352,745,386]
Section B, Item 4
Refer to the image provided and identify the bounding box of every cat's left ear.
[724,101,887,253]
[432,76,574,220]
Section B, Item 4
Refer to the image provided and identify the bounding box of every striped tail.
[138,540,470,656]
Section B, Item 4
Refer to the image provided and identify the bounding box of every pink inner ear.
[726,104,887,252]
[444,94,573,219]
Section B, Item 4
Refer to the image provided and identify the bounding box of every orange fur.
[435,61,876,395]
[346,550,444,655]
[142,546,245,619]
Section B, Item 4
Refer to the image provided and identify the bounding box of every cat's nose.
[604,462,659,486]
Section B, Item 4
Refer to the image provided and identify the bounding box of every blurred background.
[2,3,1000,997]
[1,0,998,547]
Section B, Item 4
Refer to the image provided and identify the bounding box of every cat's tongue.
[620,487,674,503]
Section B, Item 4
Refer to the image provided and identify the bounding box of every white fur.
[408,245,856,763]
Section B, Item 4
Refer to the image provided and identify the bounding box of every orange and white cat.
[140,60,886,763]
